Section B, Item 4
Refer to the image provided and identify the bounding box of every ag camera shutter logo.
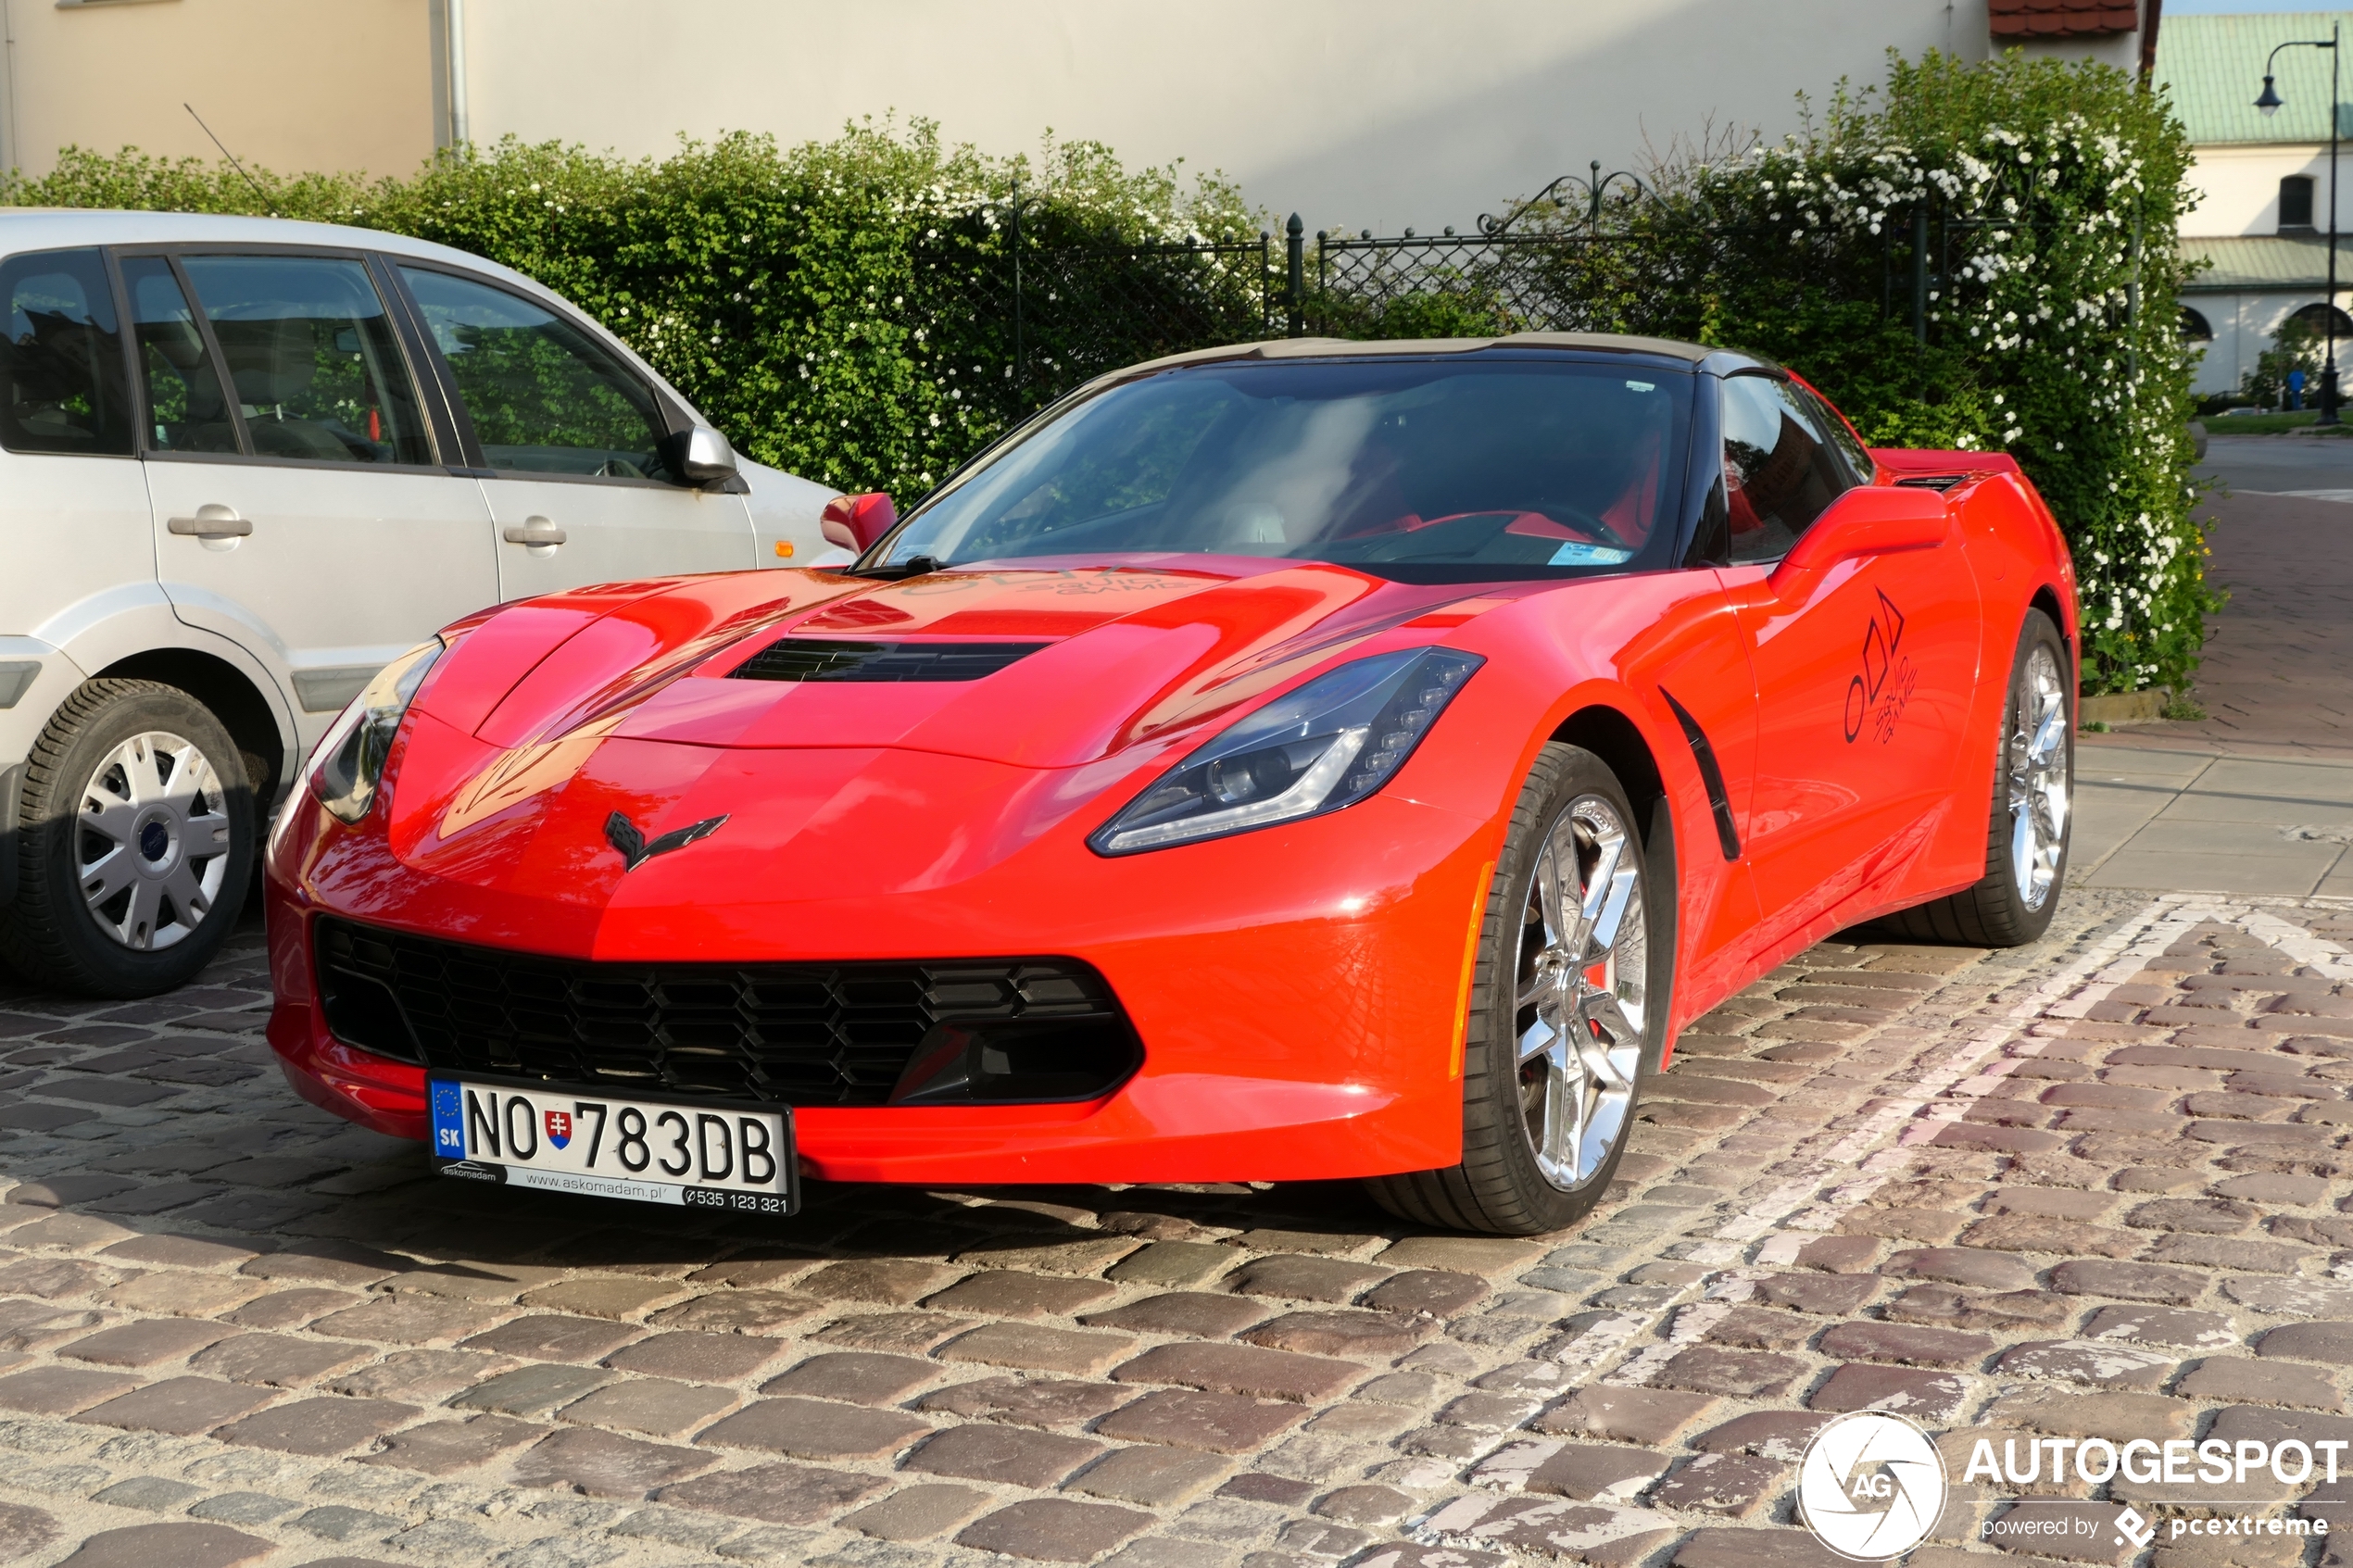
[1797,1411,1948,1561]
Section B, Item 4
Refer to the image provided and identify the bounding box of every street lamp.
[2258,24,2342,424]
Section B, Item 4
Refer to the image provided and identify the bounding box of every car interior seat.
[211,316,356,461]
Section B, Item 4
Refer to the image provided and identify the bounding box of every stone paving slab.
[20,890,2353,1562]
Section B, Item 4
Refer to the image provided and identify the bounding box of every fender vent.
[1894,474,1967,492]
[1660,686,1741,862]
[730,638,1048,683]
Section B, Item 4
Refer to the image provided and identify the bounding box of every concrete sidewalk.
[2074,474,2353,894]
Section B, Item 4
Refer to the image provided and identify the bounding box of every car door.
[1711,371,1981,952]
[391,263,754,599]
[126,249,498,757]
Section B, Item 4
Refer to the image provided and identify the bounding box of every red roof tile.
[1988,0,2139,38]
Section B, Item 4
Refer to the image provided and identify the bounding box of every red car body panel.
[265,407,2078,1187]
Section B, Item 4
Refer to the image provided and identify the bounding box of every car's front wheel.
[1366,744,1667,1236]
[1,679,255,997]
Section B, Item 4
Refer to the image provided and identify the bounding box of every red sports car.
[264,334,2076,1235]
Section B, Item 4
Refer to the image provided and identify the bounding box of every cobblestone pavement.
[15,888,2353,1567]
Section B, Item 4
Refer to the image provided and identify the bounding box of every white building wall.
[2187,290,2353,396]
[445,0,2022,234]
[2185,143,2345,235]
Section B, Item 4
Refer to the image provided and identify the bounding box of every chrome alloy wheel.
[2008,643,2070,912]
[76,730,233,950]
[1516,794,1647,1190]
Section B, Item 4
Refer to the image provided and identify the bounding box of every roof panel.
[2182,232,2349,289]
[2157,13,2353,145]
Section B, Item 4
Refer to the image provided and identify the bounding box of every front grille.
[730,638,1048,683]
[313,917,1141,1107]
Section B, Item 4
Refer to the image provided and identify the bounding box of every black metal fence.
[957,162,2137,420]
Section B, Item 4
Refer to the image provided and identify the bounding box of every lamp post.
[2258,21,2342,424]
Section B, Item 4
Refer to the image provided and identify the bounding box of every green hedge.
[5,123,1256,499]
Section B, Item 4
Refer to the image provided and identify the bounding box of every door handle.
[502,517,567,546]
[167,504,251,539]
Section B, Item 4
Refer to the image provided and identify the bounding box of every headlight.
[308,639,443,824]
[1089,646,1483,856]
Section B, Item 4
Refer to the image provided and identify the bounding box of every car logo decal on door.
[605,811,729,871]
[1843,589,1917,746]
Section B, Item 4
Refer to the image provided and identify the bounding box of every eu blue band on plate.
[430,1080,465,1157]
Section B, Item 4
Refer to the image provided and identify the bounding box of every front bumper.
[265,776,1497,1185]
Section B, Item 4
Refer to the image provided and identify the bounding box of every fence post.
[1011,175,1024,407]
[1909,203,1929,348]
[1286,214,1304,338]
[2126,203,2143,386]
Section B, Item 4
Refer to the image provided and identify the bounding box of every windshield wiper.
[845,554,946,581]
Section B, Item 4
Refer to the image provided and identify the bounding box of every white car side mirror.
[673,426,739,487]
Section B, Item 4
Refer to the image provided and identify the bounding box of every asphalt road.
[2197,431,2353,496]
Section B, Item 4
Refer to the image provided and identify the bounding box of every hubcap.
[2008,644,2070,911]
[1516,794,1647,1191]
[77,731,232,951]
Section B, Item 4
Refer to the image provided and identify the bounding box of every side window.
[177,255,433,465]
[1719,372,1856,564]
[397,267,675,482]
[120,257,240,455]
[1790,379,1874,483]
[0,247,133,456]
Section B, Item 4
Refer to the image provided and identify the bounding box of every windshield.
[878,356,1693,583]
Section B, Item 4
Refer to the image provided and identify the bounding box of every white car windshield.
[878,355,1692,583]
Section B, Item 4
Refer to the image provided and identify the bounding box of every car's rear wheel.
[0,679,255,997]
[1879,608,2071,947]
[1365,744,1667,1236]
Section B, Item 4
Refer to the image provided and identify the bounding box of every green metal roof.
[2182,232,2347,289]
[2156,12,2353,144]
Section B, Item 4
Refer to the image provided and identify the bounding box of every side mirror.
[820,491,898,552]
[1771,484,1949,591]
[670,426,739,486]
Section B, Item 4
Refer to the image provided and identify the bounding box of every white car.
[0,211,844,997]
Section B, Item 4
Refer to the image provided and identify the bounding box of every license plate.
[428,1079,795,1214]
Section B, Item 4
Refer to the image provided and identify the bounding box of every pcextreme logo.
[1797,1411,1946,1561]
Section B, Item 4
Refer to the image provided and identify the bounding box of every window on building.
[2281,176,2317,232]
[2181,307,2214,343]
[2292,301,2353,337]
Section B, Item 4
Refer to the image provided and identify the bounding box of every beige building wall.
[450,0,2023,234]
[0,0,2144,232]
[0,0,434,182]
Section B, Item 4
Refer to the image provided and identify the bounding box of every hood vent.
[730,638,1050,684]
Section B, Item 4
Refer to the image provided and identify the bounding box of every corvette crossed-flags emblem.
[604,811,728,872]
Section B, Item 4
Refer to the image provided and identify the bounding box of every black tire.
[1879,608,2072,947]
[1365,744,1671,1236]
[0,680,255,997]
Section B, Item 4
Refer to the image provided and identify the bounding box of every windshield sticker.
[1548,542,1637,567]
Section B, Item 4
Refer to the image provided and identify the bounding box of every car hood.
[366,558,1529,914]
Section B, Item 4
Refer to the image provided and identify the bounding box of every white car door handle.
[167,505,251,539]
[502,518,567,546]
